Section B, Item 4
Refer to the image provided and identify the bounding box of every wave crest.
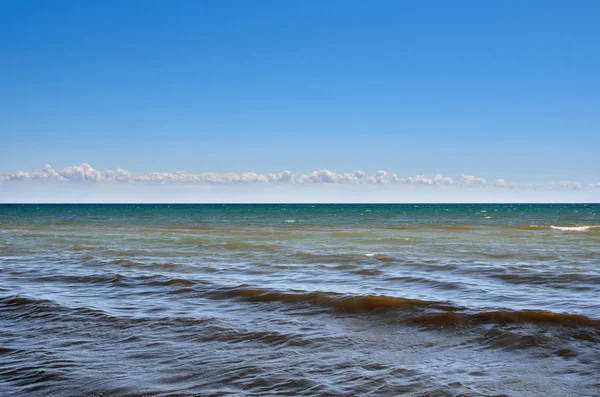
[218,287,460,313]
[550,225,600,232]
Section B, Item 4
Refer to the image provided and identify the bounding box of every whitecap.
[550,225,598,232]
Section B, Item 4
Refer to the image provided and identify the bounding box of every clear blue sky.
[1,0,599,183]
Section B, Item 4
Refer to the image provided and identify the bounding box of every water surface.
[1,204,599,396]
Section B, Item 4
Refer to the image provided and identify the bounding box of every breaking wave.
[550,225,600,232]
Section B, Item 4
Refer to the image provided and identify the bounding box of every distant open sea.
[1,204,599,396]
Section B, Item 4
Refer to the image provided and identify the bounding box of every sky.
[1,1,599,202]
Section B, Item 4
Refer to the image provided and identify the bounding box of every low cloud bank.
[1,163,597,191]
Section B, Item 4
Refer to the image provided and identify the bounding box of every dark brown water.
[1,204,599,396]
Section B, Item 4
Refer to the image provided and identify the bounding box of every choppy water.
[1,204,599,396]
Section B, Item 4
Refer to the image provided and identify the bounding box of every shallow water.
[1,204,599,396]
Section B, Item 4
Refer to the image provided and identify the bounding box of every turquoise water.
[1,204,599,396]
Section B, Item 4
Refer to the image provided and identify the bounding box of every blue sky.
[1,1,599,201]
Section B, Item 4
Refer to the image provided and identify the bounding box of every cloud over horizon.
[1,163,598,191]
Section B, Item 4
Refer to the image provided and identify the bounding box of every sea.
[0,204,599,396]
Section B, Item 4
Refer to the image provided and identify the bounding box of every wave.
[384,275,465,290]
[4,286,599,339]
[330,231,366,237]
[0,295,52,307]
[216,287,462,312]
[0,294,110,322]
[490,272,600,286]
[352,268,384,276]
[364,253,395,261]
[156,278,196,286]
[31,272,215,289]
[210,287,600,330]
[413,310,600,329]
[295,251,396,264]
[35,273,126,285]
[391,224,600,233]
[472,251,515,259]
[506,224,600,231]
[182,225,215,231]
[442,225,475,231]
[223,240,281,250]
[384,225,415,230]
[550,225,600,232]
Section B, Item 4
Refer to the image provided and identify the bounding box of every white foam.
[285,220,296,223]
[365,253,376,257]
[550,225,598,232]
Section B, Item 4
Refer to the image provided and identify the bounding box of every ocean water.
[0,203,599,397]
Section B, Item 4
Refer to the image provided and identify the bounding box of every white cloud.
[434,174,454,185]
[0,163,598,192]
[460,174,487,186]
